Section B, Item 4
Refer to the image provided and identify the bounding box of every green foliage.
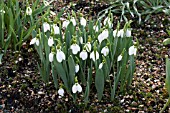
[98,0,170,24]
[32,10,137,101]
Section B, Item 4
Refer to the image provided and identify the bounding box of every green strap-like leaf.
[95,69,104,101]
[68,55,75,86]
[166,57,170,96]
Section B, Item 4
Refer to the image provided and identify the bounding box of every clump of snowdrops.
[30,10,137,102]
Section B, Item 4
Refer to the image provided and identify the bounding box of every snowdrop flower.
[104,17,112,28]
[79,37,83,44]
[0,10,5,13]
[98,29,109,43]
[44,1,49,6]
[80,50,88,60]
[70,44,80,55]
[56,49,65,63]
[113,29,119,37]
[118,29,124,38]
[43,22,50,32]
[75,64,79,73]
[126,29,131,37]
[72,83,82,93]
[49,52,54,62]
[85,42,91,52]
[128,45,137,55]
[53,24,60,34]
[58,88,64,98]
[99,63,103,69]
[101,46,109,56]
[93,25,99,32]
[48,37,54,47]
[117,55,122,61]
[30,38,39,46]
[70,17,76,26]
[62,20,70,28]
[90,51,99,62]
[80,17,86,27]
[26,7,32,15]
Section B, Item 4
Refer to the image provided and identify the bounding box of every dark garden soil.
[0,1,170,113]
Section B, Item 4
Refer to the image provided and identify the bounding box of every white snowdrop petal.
[101,47,109,56]
[43,22,50,32]
[62,20,70,28]
[72,84,77,93]
[90,51,99,61]
[75,64,79,73]
[48,37,54,47]
[93,25,99,32]
[118,29,124,38]
[80,17,86,27]
[49,53,54,62]
[77,84,82,92]
[57,50,65,63]
[36,39,39,46]
[71,18,76,26]
[128,45,136,55]
[79,37,83,44]
[53,24,60,34]
[126,29,131,37]
[30,38,36,45]
[80,51,88,60]
[117,55,122,61]
[99,63,103,69]
[58,88,64,96]
[71,44,80,55]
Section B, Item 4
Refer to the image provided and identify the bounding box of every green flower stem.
[160,98,170,113]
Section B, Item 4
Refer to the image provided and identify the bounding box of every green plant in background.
[0,0,51,64]
[161,31,170,113]
[98,0,170,24]
[31,10,137,102]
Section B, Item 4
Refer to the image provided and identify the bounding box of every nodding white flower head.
[98,29,109,43]
[58,88,64,98]
[72,83,82,93]
[53,24,60,34]
[49,52,54,62]
[30,38,39,46]
[99,63,103,69]
[0,10,5,13]
[80,50,88,60]
[43,22,50,32]
[79,37,83,44]
[80,17,86,27]
[70,44,80,55]
[101,46,109,56]
[26,7,32,15]
[118,29,124,38]
[48,37,54,47]
[129,45,137,56]
[117,54,122,61]
[70,17,76,26]
[126,28,131,37]
[62,20,70,28]
[85,42,91,52]
[75,64,79,73]
[93,25,99,32]
[104,17,112,28]
[90,51,99,62]
[56,49,65,63]
[113,29,119,37]
[44,1,49,6]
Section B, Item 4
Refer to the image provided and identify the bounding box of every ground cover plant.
[0,0,170,112]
